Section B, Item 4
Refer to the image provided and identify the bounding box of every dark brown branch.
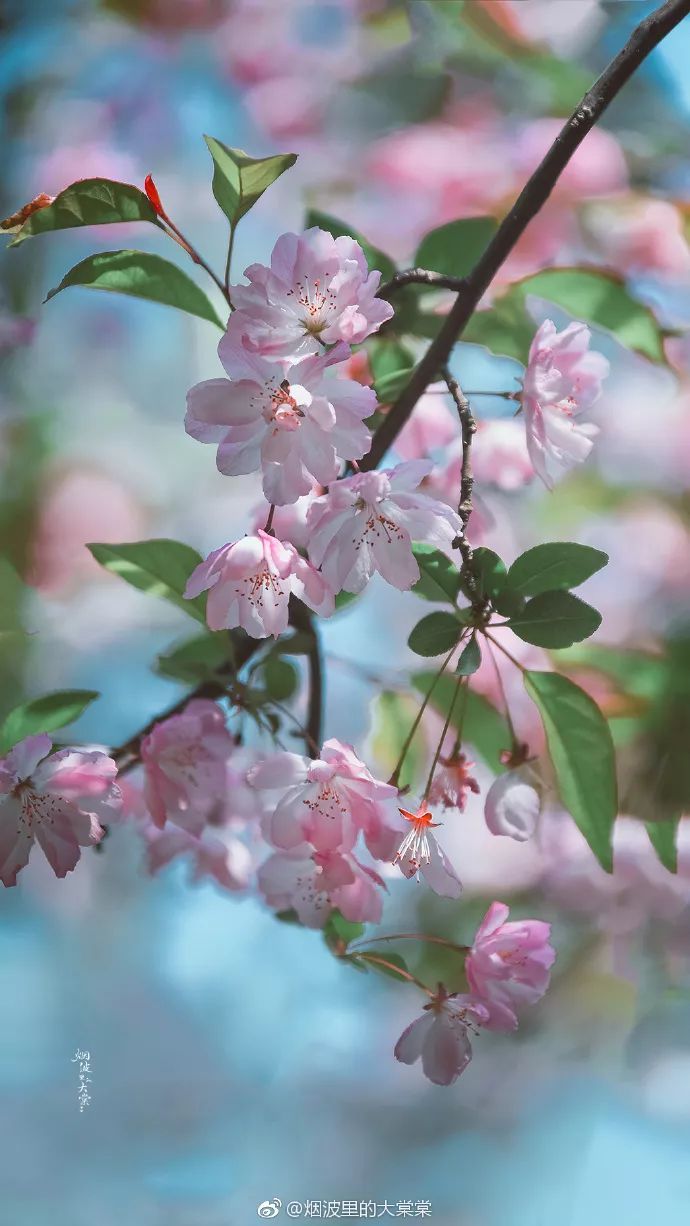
[379,269,467,296]
[362,0,690,471]
[441,366,481,602]
[306,632,324,749]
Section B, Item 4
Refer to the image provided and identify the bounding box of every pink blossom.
[258,844,385,927]
[586,198,690,277]
[228,227,394,360]
[393,805,462,898]
[368,114,514,231]
[186,339,374,505]
[484,770,540,842]
[393,384,457,461]
[471,419,534,490]
[428,752,481,812]
[144,822,253,892]
[140,700,235,834]
[465,901,556,1031]
[521,319,609,488]
[307,461,462,595]
[185,530,334,637]
[0,734,121,885]
[248,738,397,857]
[395,989,489,1086]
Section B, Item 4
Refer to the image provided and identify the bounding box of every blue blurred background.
[2,2,690,1223]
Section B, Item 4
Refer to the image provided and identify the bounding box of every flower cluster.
[132,699,266,892]
[249,738,403,927]
[184,227,463,636]
[396,902,556,1085]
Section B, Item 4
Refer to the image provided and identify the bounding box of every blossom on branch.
[185,530,334,637]
[395,989,490,1086]
[465,901,556,1031]
[248,738,398,855]
[393,805,462,899]
[258,844,386,927]
[228,227,394,360]
[140,699,236,834]
[0,734,121,885]
[483,769,540,842]
[186,338,374,505]
[307,460,462,594]
[521,319,609,488]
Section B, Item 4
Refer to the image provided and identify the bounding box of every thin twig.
[361,0,690,470]
[441,364,484,609]
[379,268,467,296]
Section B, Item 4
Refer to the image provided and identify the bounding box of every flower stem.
[483,630,526,675]
[422,673,466,804]
[354,952,433,995]
[351,933,470,956]
[483,633,519,747]
[388,644,457,788]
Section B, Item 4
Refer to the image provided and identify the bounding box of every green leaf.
[204,136,297,226]
[304,208,397,281]
[508,543,609,596]
[415,216,497,282]
[461,292,535,363]
[509,590,601,648]
[408,611,462,657]
[370,690,425,792]
[334,590,359,614]
[156,633,232,683]
[456,635,481,676]
[6,178,158,246]
[374,367,414,403]
[367,338,414,383]
[358,951,410,982]
[524,670,617,870]
[323,910,365,952]
[87,539,206,623]
[511,267,665,362]
[414,672,508,770]
[411,545,462,604]
[471,547,507,600]
[45,250,224,328]
[0,690,99,754]
[646,819,679,874]
[262,656,298,702]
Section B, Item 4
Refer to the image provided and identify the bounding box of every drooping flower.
[521,319,609,488]
[258,844,386,927]
[394,805,462,899]
[140,699,235,834]
[186,338,375,505]
[394,988,489,1086]
[248,739,397,856]
[428,751,481,812]
[307,460,462,595]
[465,901,556,1031]
[228,227,394,360]
[484,769,540,842]
[185,530,334,637]
[0,734,121,885]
